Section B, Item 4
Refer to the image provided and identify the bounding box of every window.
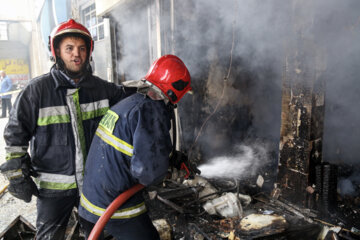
[82,3,104,41]
[0,22,8,40]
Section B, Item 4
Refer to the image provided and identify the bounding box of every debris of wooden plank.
[0,215,36,239]
[239,213,287,236]
[313,218,355,235]
[157,186,203,200]
[152,219,171,240]
[156,195,184,214]
[271,199,314,223]
[65,209,80,240]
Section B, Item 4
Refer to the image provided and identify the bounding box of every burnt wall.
[173,1,285,165]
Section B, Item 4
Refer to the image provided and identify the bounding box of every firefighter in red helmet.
[49,18,94,80]
[0,19,134,239]
[78,55,192,239]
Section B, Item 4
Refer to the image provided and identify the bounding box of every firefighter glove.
[0,153,39,203]
[170,150,201,179]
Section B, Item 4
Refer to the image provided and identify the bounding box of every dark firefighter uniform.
[79,92,172,239]
[2,66,132,238]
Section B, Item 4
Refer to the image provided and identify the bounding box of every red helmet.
[144,55,191,104]
[49,19,93,62]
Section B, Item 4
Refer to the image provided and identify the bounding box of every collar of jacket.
[50,65,97,90]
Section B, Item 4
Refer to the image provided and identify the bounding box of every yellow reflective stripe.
[80,193,147,219]
[112,202,147,219]
[37,115,71,126]
[81,99,109,120]
[82,107,109,121]
[99,110,118,134]
[72,89,87,161]
[37,106,70,126]
[35,172,77,190]
[80,193,105,215]
[96,125,133,157]
[37,181,77,190]
[6,152,26,161]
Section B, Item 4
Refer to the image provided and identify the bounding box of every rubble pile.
[1,165,359,239]
[146,175,360,240]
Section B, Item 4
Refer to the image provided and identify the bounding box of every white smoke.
[338,172,360,196]
[198,143,269,179]
[338,178,356,196]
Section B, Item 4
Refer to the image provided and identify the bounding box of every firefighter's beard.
[64,65,86,79]
[56,58,89,80]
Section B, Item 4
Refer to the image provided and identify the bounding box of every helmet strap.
[55,57,65,70]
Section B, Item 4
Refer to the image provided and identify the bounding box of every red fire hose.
[88,184,145,240]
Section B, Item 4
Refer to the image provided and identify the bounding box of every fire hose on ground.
[0,183,9,195]
[88,184,145,240]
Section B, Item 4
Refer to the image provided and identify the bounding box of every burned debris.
[146,173,360,240]
[0,216,36,240]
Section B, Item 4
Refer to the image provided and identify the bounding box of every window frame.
[81,3,104,41]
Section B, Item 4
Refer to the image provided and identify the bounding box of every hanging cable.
[188,0,239,159]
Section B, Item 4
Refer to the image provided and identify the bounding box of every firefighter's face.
[56,36,87,74]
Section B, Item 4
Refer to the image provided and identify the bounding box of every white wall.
[0,0,32,21]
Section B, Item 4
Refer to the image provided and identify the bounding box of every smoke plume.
[111,0,360,168]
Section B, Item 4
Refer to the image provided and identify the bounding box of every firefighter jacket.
[3,66,133,197]
[79,93,172,224]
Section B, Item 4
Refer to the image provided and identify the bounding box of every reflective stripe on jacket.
[80,193,147,219]
[79,93,172,224]
[4,66,132,197]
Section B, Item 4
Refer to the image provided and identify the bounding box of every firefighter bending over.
[0,19,134,240]
[78,55,192,239]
